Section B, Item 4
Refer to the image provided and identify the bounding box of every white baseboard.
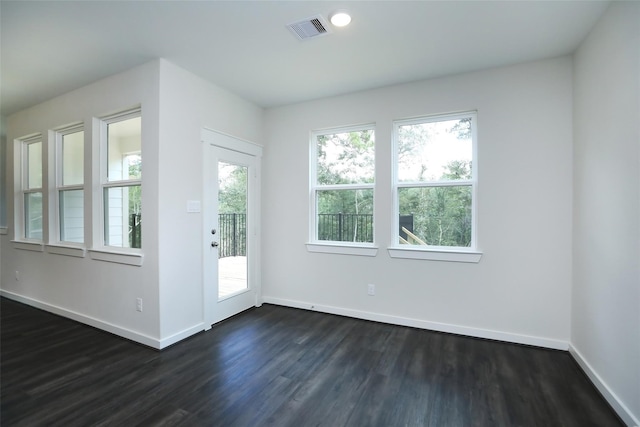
[1,290,165,349]
[262,296,569,350]
[3,289,635,424]
[158,323,205,349]
[569,344,639,427]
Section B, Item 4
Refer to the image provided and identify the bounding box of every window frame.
[20,135,44,243]
[390,111,482,263]
[54,124,85,247]
[307,124,378,257]
[98,108,143,254]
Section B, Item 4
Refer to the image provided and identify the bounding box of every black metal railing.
[317,213,414,243]
[219,213,246,258]
[129,213,142,248]
[216,212,416,256]
[317,213,374,243]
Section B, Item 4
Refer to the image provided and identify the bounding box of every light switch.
[187,200,201,213]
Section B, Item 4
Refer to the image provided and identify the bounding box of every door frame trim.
[201,128,262,329]
[202,127,262,157]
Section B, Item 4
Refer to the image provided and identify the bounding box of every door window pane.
[218,161,247,299]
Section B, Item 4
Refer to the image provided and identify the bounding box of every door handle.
[211,241,219,248]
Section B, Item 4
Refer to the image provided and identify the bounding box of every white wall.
[0,10,634,421]
[1,61,162,345]
[1,115,7,228]
[572,2,640,425]
[263,57,574,349]
[0,59,264,348]
[1,115,7,283]
[156,60,263,344]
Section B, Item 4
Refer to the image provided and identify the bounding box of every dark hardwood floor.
[1,297,623,427]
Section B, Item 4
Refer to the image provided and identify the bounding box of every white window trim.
[11,240,44,252]
[46,244,86,258]
[96,108,143,259]
[17,134,44,244]
[88,248,143,266]
[387,246,482,263]
[305,242,379,257]
[308,124,376,254]
[390,111,482,263]
[53,124,85,248]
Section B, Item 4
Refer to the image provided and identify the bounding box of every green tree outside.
[316,129,375,242]
[127,156,142,248]
[397,118,473,247]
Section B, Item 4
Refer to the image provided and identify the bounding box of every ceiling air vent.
[287,15,332,40]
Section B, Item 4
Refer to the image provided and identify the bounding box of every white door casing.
[202,129,262,328]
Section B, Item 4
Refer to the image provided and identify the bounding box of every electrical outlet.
[367,284,375,296]
[136,298,143,312]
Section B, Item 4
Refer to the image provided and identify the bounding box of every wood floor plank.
[1,297,624,427]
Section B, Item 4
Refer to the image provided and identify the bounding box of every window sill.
[11,240,44,252]
[306,242,378,257]
[387,246,482,263]
[46,244,86,258]
[89,249,144,266]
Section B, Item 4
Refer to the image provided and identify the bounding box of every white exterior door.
[202,129,261,327]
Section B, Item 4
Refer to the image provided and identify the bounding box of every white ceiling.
[1,0,610,117]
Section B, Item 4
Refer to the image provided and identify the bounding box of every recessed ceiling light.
[330,11,351,27]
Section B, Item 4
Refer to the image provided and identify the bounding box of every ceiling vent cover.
[287,15,332,40]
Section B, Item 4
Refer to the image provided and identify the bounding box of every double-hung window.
[56,126,85,244]
[101,110,142,249]
[391,112,480,262]
[310,125,375,250]
[21,136,43,241]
